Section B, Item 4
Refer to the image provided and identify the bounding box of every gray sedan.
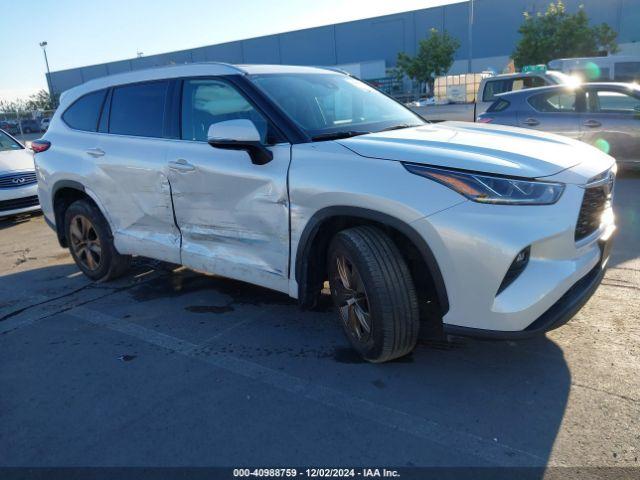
[477,83,640,168]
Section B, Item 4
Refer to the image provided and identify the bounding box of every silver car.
[478,83,640,168]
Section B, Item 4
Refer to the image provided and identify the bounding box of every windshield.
[250,73,424,139]
[0,130,23,152]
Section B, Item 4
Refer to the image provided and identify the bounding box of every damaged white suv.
[34,63,616,362]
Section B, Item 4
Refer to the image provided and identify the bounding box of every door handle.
[168,159,196,172]
[86,148,105,158]
[583,119,602,128]
[522,118,540,126]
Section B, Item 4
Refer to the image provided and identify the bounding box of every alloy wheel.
[332,254,371,341]
[69,214,102,271]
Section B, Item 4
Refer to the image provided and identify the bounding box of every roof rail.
[200,61,248,75]
[319,66,351,76]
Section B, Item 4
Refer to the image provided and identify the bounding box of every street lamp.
[467,0,474,73]
[39,41,55,107]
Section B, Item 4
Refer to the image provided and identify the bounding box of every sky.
[0,0,464,102]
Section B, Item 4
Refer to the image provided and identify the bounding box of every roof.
[484,71,561,80]
[496,82,640,98]
[59,62,340,106]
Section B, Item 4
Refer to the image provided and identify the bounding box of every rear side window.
[528,91,577,113]
[482,80,512,102]
[586,89,640,113]
[62,89,107,131]
[487,99,510,112]
[109,81,168,137]
[512,76,547,91]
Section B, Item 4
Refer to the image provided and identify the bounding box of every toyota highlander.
[33,63,616,362]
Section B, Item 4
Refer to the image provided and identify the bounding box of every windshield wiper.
[311,131,371,142]
[381,124,421,132]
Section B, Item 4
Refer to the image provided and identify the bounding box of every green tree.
[0,98,28,115]
[397,28,460,94]
[25,89,57,110]
[513,1,619,69]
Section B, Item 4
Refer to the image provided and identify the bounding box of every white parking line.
[68,306,551,467]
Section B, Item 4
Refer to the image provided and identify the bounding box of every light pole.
[467,0,474,73]
[39,41,55,107]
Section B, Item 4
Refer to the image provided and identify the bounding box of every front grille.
[575,186,607,241]
[0,195,39,212]
[0,171,37,189]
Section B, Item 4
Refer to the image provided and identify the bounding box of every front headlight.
[404,164,565,205]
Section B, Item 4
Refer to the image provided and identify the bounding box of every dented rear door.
[93,81,181,263]
[166,78,291,293]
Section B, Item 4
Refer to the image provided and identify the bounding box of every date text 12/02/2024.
[232,468,400,478]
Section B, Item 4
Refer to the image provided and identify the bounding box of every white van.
[548,55,640,83]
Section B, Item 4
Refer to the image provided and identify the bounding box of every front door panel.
[519,89,583,139]
[583,88,640,161]
[167,141,291,292]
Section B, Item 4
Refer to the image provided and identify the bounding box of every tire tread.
[331,226,419,362]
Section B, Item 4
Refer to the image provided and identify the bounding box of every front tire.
[328,226,420,363]
[64,199,131,281]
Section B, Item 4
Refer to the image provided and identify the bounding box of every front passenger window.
[181,79,268,143]
[586,90,640,114]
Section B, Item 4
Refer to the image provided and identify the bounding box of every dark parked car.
[478,83,640,168]
[0,121,19,135]
[19,119,41,134]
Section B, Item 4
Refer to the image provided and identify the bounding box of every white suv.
[34,63,616,362]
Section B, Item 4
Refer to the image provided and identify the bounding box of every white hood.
[337,121,614,179]
[0,148,35,175]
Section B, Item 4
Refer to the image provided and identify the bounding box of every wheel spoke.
[336,256,352,290]
[79,216,89,237]
[69,221,83,243]
[349,306,362,339]
[87,242,102,256]
[338,304,351,324]
[85,248,96,270]
[353,302,371,334]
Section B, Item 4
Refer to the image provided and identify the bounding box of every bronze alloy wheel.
[332,254,372,341]
[69,214,102,271]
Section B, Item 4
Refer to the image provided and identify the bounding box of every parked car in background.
[0,121,19,135]
[413,70,573,122]
[406,97,436,107]
[34,63,615,362]
[0,129,40,218]
[20,119,41,134]
[40,118,51,131]
[478,83,640,169]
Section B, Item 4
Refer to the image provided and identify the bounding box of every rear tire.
[64,199,131,281]
[327,226,420,363]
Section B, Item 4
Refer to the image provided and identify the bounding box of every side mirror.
[207,119,273,165]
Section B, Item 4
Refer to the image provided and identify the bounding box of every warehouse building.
[47,0,640,96]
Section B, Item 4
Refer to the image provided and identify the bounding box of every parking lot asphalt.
[0,172,638,471]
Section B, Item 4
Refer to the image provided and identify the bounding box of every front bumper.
[0,183,40,217]
[411,181,615,335]
[444,238,610,339]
